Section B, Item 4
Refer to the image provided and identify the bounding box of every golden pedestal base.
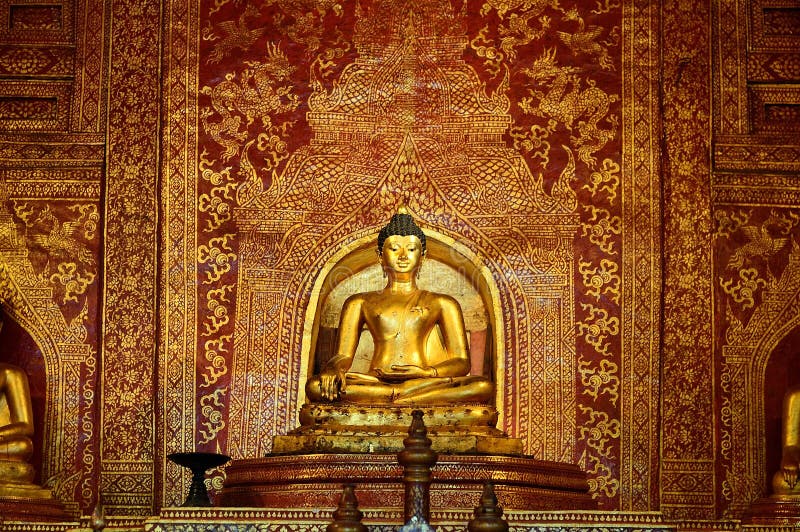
[743,495,800,526]
[0,459,53,499]
[276,403,522,454]
[273,431,522,454]
[0,459,70,522]
[233,405,591,511]
[0,481,52,499]
[0,494,70,523]
[297,403,500,430]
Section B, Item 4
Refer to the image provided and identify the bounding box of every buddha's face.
[381,235,423,274]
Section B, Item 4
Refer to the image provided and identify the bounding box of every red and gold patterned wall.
[0,0,797,524]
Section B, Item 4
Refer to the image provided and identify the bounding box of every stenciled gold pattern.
[0,0,788,522]
[100,0,161,515]
[166,0,653,512]
[0,184,98,515]
[717,207,800,516]
[0,0,671,519]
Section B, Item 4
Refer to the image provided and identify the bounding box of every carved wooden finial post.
[398,409,438,525]
[327,484,368,532]
[467,482,509,532]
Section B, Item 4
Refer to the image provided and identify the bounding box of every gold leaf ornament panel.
[159,0,659,510]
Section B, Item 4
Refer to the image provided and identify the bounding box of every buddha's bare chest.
[362,298,436,340]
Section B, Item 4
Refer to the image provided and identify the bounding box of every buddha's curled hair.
[377,209,426,254]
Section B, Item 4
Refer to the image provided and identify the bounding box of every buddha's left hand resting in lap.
[306,207,493,405]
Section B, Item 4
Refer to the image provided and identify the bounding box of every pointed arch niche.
[722,245,800,514]
[298,229,505,408]
[763,326,800,492]
[0,306,47,482]
[0,253,96,515]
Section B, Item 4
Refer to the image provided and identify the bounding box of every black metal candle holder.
[167,452,231,507]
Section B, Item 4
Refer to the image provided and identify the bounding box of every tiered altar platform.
[221,405,595,515]
[219,452,595,511]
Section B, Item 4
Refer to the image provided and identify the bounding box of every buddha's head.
[377,206,426,275]
[377,206,426,254]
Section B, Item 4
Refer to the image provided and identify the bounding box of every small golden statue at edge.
[0,362,34,462]
[0,328,50,498]
[774,385,800,496]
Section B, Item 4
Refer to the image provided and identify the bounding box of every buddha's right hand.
[320,367,347,401]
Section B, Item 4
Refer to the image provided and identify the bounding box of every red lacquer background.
[0,0,797,525]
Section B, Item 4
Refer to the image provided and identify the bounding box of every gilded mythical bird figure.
[480,0,555,18]
[556,8,614,70]
[727,221,789,270]
[208,4,266,64]
[32,208,94,264]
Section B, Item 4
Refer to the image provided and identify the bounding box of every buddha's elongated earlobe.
[377,249,387,278]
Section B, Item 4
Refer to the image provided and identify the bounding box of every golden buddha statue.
[773,385,800,496]
[0,317,51,499]
[278,207,519,455]
[0,362,34,461]
[305,207,493,406]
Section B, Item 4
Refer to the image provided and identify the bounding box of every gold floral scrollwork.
[578,404,621,499]
[578,357,620,405]
[197,234,237,284]
[256,127,292,173]
[713,209,748,240]
[202,284,234,337]
[509,120,555,168]
[69,204,100,240]
[578,405,621,459]
[0,48,52,75]
[200,151,232,186]
[236,128,292,208]
[50,262,96,304]
[200,335,231,388]
[719,267,767,310]
[581,205,621,255]
[309,34,351,81]
[591,0,622,15]
[199,155,237,232]
[579,257,621,304]
[584,454,620,499]
[577,302,619,357]
[479,0,547,18]
[209,469,226,492]
[469,25,505,77]
[719,395,733,461]
[199,387,227,444]
[79,353,96,508]
[583,158,620,204]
